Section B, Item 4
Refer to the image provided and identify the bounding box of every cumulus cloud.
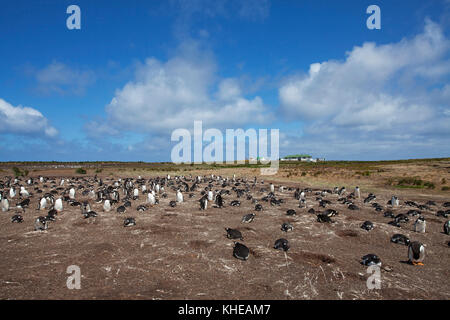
[0,98,58,137]
[278,19,450,159]
[89,42,270,136]
[35,61,95,95]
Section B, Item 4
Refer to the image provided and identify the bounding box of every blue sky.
[0,0,449,162]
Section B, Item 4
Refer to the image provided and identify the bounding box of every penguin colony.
[1,173,449,281]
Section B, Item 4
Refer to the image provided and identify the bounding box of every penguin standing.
[69,188,76,200]
[443,220,450,235]
[1,198,9,212]
[414,216,426,233]
[39,197,47,210]
[270,183,275,193]
[355,187,360,199]
[54,198,63,212]
[200,196,208,210]
[176,190,183,203]
[103,199,111,212]
[207,190,213,201]
[391,196,399,207]
[20,186,29,197]
[147,192,156,205]
[9,187,16,198]
[408,241,425,266]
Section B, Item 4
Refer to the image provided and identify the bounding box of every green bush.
[442,186,450,191]
[76,168,86,174]
[12,167,23,177]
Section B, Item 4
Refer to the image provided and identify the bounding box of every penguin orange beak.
[412,261,424,266]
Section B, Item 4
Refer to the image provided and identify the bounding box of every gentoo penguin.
[176,190,183,203]
[361,221,374,231]
[225,228,243,240]
[215,194,224,208]
[34,216,48,231]
[39,197,47,210]
[270,183,275,193]
[391,196,399,207]
[390,234,410,245]
[286,209,296,216]
[9,187,16,198]
[137,204,148,212]
[103,200,111,212]
[408,241,425,266]
[69,188,76,200]
[274,238,290,251]
[299,198,306,208]
[1,198,9,212]
[361,254,381,267]
[233,242,249,260]
[255,204,262,211]
[241,213,255,223]
[123,217,136,227]
[354,187,361,199]
[54,198,63,212]
[348,204,359,210]
[11,214,23,223]
[20,186,29,197]
[230,200,240,207]
[169,200,177,207]
[199,196,208,210]
[281,222,294,232]
[443,220,450,235]
[147,192,156,205]
[117,205,126,213]
[317,213,332,223]
[133,188,139,199]
[207,190,213,201]
[414,216,426,233]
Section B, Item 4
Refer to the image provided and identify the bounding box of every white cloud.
[92,42,270,135]
[278,19,450,158]
[35,61,95,95]
[0,98,58,137]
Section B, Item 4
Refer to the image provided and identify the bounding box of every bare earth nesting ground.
[0,159,449,300]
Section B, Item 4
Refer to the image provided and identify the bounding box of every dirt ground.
[0,162,449,300]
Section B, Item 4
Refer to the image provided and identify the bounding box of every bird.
[281,222,294,232]
[408,241,425,266]
[54,198,63,212]
[117,205,126,213]
[9,187,16,198]
[225,228,243,240]
[354,186,360,199]
[414,216,426,233]
[147,192,156,205]
[34,216,48,231]
[241,213,255,223]
[443,220,450,235]
[390,234,410,245]
[199,196,208,210]
[124,217,136,227]
[361,221,374,231]
[286,209,296,216]
[361,254,381,267]
[19,186,29,197]
[274,238,290,251]
[233,242,249,261]
[1,198,9,212]
[103,200,111,212]
[69,188,76,200]
[11,214,23,223]
[176,190,183,203]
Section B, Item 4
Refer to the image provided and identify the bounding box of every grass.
[75,168,87,174]
[388,176,436,189]
[12,167,28,177]
[442,186,450,191]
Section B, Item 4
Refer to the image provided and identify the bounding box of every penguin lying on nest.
[361,221,374,231]
[11,214,23,223]
[281,222,293,232]
[233,242,249,260]
[286,209,296,216]
[124,217,136,227]
[361,254,381,266]
[444,220,450,235]
[225,228,243,240]
[241,213,255,223]
[408,241,425,266]
[390,234,410,245]
[34,216,48,231]
[274,238,290,251]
